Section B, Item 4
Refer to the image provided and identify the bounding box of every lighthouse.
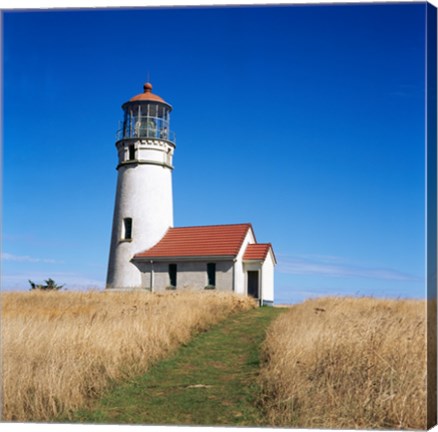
[106,83,175,289]
[106,81,275,304]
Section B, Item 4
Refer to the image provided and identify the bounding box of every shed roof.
[243,243,276,263]
[133,223,254,260]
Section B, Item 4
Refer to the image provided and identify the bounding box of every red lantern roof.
[128,82,170,105]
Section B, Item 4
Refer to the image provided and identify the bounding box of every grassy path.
[71,306,284,426]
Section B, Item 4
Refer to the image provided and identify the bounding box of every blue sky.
[2,3,428,303]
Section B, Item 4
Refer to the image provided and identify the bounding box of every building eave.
[242,259,264,263]
[132,255,236,263]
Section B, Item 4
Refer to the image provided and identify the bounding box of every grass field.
[68,306,284,426]
[2,291,431,428]
[1,290,256,421]
[258,296,428,429]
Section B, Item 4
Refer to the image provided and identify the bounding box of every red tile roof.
[134,223,254,259]
[243,243,274,261]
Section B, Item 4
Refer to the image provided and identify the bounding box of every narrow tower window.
[128,145,136,161]
[207,263,216,287]
[123,218,132,240]
[168,264,177,288]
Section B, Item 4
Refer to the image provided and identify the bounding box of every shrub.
[29,278,64,291]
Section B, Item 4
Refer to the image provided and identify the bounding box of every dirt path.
[72,306,284,426]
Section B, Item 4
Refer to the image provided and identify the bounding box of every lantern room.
[117,82,175,143]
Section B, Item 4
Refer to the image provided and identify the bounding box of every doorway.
[247,271,259,299]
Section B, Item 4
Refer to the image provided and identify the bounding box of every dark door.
[247,271,259,298]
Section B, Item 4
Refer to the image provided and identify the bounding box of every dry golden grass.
[259,296,427,429]
[1,289,256,422]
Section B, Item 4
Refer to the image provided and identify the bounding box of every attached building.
[132,223,275,305]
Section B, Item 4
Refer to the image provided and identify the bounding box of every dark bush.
[29,278,64,291]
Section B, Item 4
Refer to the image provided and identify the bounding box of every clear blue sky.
[2,3,427,303]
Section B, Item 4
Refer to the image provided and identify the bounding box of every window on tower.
[128,145,136,161]
[123,218,132,240]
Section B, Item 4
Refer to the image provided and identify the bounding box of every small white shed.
[132,223,276,305]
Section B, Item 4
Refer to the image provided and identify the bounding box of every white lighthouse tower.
[106,82,175,289]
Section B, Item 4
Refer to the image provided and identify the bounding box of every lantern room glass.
[118,102,175,142]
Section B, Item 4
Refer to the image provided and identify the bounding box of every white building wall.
[233,229,256,295]
[261,251,275,304]
[135,260,234,292]
[106,157,173,289]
